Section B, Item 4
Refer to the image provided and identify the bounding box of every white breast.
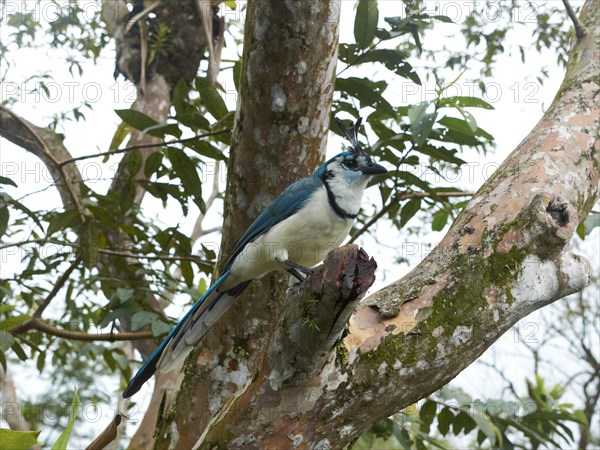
[223,187,354,289]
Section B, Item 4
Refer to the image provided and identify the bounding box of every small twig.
[350,191,474,243]
[57,128,231,167]
[8,258,82,335]
[336,38,383,77]
[98,247,214,270]
[561,0,586,41]
[32,257,82,319]
[11,317,154,341]
[0,238,214,270]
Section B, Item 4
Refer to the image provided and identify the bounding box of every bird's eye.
[343,158,358,170]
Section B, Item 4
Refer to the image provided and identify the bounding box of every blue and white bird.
[122,117,387,398]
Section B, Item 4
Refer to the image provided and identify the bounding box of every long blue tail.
[123,269,244,398]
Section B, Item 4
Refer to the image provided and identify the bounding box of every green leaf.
[392,422,413,449]
[172,79,191,115]
[120,148,143,178]
[186,140,227,161]
[576,221,586,239]
[498,416,551,445]
[36,351,46,372]
[409,102,437,146]
[151,320,171,337]
[439,116,493,141]
[354,0,379,49]
[108,120,131,152]
[0,429,40,450]
[472,411,501,446]
[47,209,80,236]
[437,96,494,110]
[175,112,210,131]
[166,148,204,212]
[458,107,477,133]
[0,314,31,332]
[339,46,421,84]
[0,330,16,352]
[431,15,454,23]
[335,77,394,116]
[437,407,454,435]
[582,213,600,237]
[11,341,27,361]
[415,145,466,165]
[0,176,18,188]
[79,219,99,269]
[51,388,80,450]
[452,410,475,434]
[363,49,420,84]
[143,122,182,139]
[181,259,194,287]
[116,288,134,304]
[400,198,421,227]
[195,78,228,120]
[144,152,164,178]
[0,305,15,314]
[419,400,437,432]
[232,60,242,92]
[411,429,453,449]
[432,210,449,231]
[0,207,8,238]
[115,109,159,131]
[131,311,157,331]
[103,349,117,371]
[6,198,44,231]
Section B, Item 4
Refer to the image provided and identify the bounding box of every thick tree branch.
[0,106,85,216]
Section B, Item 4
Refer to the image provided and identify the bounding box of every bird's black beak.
[360,160,387,175]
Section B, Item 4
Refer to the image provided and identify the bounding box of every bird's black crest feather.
[335,117,365,155]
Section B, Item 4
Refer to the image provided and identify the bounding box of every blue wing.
[122,270,232,398]
[224,172,322,269]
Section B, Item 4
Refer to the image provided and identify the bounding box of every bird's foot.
[277,257,313,282]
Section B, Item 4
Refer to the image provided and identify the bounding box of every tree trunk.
[153,0,341,448]
[164,0,598,447]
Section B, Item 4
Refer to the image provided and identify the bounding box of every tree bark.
[190,0,599,447]
[154,0,341,448]
[0,106,84,215]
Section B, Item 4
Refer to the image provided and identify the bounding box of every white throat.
[325,175,369,218]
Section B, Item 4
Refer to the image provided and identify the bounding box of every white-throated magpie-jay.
[122,117,387,397]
